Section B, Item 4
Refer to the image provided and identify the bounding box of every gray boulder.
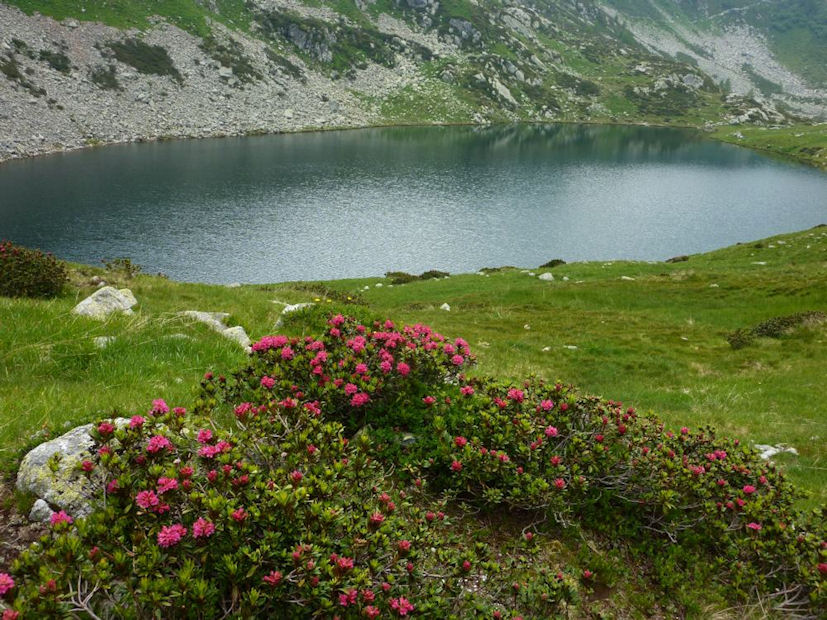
[28,499,55,523]
[180,310,230,333]
[72,286,137,319]
[17,419,129,519]
[538,272,554,281]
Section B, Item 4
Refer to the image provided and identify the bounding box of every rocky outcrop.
[180,310,251,351]
[72,286,137,319]
[16,420,129,519]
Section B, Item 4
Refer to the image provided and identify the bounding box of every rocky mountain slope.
[1,0,824,162]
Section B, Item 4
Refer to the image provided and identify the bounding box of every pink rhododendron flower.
[157,477,178,494]
[743,485,756,494]
[157,523,186,548]
[150,399,169,415]
[396,362,410,376]
[554,478,566,490]
[422,396,436,406]
[397,540,411,553]
[192,518,215,539]
[454,436,467,448]
[129,415,145,429]
[97,422,115,435]
[196,428,213,443]
[507,388,524,403]
[451,354,464,366]
[545,426,558,437]
[81,460,94,472]
[390,597,415,616]
[344,382,358,395]
[231,508,247,522]
[746,522,762,531]
[280,346,294,360]
[136,490,159,509]
[539,400,554,411]
[106,479,120,494]
[0,572,14,596]
[146,435,172,453]
[350,392,370,407]
[290,470,303,483]
[460,385,474,396]
[450,460,463,472]
[262,570,282,586]
[50,511,73,526]
[369,512,385,526]
[260,376,275,389]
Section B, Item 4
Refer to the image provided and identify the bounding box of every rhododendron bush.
[2,316,824,617]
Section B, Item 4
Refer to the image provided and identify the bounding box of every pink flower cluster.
[157,523,187,548]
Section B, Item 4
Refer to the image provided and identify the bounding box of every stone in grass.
[93,336,115,349]
[28,499,54,523]
[538,272,554,281]
[17,419,129,519]
[181,311,251,351]
[275,302,315,328]
[72,286,137,319]
[440,303,451,311]
[223,326,251,350]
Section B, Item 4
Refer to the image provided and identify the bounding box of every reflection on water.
[0,124,824,283]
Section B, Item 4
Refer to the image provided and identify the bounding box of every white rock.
[751,261,767,265]
[541,346,551,352]
[620,276,636,281]
[562,276,569,281]
[563,345,578,350]
[375,283,383,288]
[274,302,315,328]
[710,283,719,288]
[29,499,55,523]
[222,326,251,350]
[538,272,554,281]
[754,444,798,460]
[180,310,229,333]
[93,336,115,349]
[528,272,535,276]
[523,324,531,330]
[440,303,451,311]
[72,286,137,319]
[226,282,242,288]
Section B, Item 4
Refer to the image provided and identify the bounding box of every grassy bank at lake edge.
[2,227,826,510]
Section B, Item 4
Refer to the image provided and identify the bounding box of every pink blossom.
[507,388,524,403]
[280,346,294,360]
[335,556,354,574]
[422,396,436,406]
[196,428,213,444]
[355,363,368,374]
[554,478,566,490]
[397,540,411,553]
[380,360,392,373]
[742,485,756,494]
[97,422,115,435]
[450,460,463,472]
[290,470,303,483]
[545,426,558,437]
[157,477,178,494]
[746,522,762,531]
[192,518,216,539]
[231,508,247,522]
[369,512,385,526]
[50,511,73,526]
[390,596,415,616]
[460,385,474,396]
[451,354,465,366]
[157,523,187,548]
[251,335,288,352]
[262,570,282,586]
[539,400,554,411]
[129,415,145,429]
[344,382,358,395]
[106,479,120,494]
[365,606,381,619]
[151,399,169,415]
[454,436,467,448]
[260,376,275,389]
[350,392,370,407]
[396,362,411,376]
[0,573,15,596]
[136,490,160,509]
[146,435,172,453]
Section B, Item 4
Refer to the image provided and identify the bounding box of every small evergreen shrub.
[90,65,121,90]
[108,39,182,83]
[539,259,566,269]
[0,241,67,298]
[3,317,824,617]
[727,311,826,349]
[38,49,71,74]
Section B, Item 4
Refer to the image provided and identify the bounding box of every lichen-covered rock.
[72,286,137,319]
[16,419,129,519]
[180,310,230,332]
[538,272,554,281]
[223,325,252,351]
[274,302,315,328]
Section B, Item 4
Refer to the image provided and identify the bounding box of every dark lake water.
[1,124,825,283]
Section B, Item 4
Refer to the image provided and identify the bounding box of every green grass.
[710,123,827,171]
[2,228,826,512]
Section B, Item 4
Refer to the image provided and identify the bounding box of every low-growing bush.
[0,241,68,298]
[727,311,826,348]
[108,39,182,83]
[3,316,825,617]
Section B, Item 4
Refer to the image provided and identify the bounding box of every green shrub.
[38,49,71,74]
[4,316,825,617]
[109,39,182,83]
[539,259,566,269]
[90,64,121,90]
[102,256,142,279]
[385,270,418,284]
[0,241,68,298]
[727,311,826,348]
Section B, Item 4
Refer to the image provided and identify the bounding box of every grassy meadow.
[1,227,826,511]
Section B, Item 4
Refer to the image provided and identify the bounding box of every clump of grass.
[727,311,826,349]
[108,39,182,83]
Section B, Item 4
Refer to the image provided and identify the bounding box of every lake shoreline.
[2,117,823,173]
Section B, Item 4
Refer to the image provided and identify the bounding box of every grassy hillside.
[2,227,826,510]
[710,123,827,171]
